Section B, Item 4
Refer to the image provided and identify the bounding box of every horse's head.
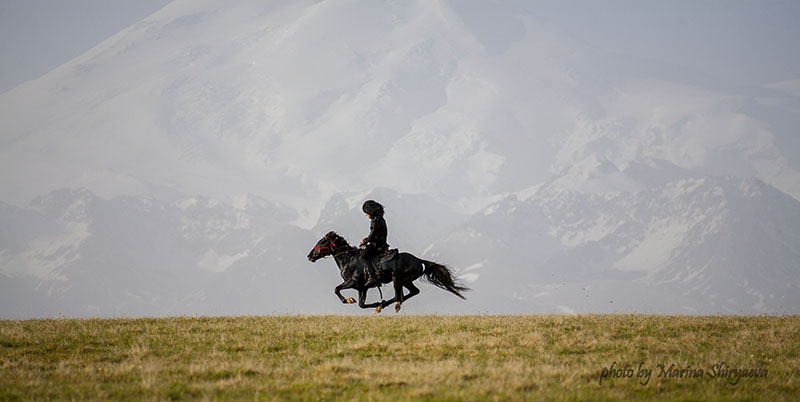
[307,231,346,262]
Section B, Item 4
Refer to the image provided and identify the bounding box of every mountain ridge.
[3,174,798,316]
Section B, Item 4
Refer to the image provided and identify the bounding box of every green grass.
[1,315,798,400]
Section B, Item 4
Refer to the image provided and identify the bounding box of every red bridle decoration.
[314,239,336,253]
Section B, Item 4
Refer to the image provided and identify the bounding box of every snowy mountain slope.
[426,176,800,314]
[0,188,305,317]
[2,0,797,212]
[2,179,798,316]
[0,187,470,317]
[551,80,800,197]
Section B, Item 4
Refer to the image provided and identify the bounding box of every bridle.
[315,237,349,259]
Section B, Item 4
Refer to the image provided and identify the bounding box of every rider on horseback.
[360,200,388,287]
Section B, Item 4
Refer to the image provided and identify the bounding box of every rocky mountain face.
[424,176,800,314]
[3,177,798,317]
[0,188,329,317]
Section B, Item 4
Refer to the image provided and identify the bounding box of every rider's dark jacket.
[364,215,388,251]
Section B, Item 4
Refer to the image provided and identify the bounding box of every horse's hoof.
[395,303,402,313]
[374,305,382,314]
[345,298,356,304]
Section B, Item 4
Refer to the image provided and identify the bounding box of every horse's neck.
[333,246,358,271]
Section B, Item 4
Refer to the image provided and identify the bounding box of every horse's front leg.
[356,288,384,312]
[334,280,357,304]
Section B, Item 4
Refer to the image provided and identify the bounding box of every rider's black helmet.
[362,200,384,217]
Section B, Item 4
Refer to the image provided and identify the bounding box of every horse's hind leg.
[357,288,383,310]
[376,281,419,313]
[394,279,404,313]
[403,282,420,301]
[381,254,424,313]
[375,290,395,314]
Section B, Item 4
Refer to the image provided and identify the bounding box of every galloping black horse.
[307,231,469,313]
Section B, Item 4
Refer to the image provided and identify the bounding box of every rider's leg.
[362,245,381,287]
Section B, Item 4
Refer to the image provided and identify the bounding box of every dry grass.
[1,315,798,400]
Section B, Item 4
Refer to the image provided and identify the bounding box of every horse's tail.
[421,260,470,299]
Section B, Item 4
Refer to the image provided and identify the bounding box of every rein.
[326,250,350,259]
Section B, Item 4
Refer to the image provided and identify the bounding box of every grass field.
[1,315,798,401]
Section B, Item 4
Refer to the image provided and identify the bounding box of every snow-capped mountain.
[5,177,794,316]
[1,1,799,316]
[3,0,798,210]
[551,81,800,198]
[425,176,800,314]
[0,188,319,317]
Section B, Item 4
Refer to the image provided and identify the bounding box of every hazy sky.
[1,0,798,94]
[530,0,800,86]
[0,0,171,93]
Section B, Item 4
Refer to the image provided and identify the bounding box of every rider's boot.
[364,260,381,287]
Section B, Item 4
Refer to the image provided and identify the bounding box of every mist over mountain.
[1,1,798,317]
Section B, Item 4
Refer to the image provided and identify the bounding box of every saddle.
[371,248,398,273]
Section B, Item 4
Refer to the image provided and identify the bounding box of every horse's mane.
[327,231,356,251]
